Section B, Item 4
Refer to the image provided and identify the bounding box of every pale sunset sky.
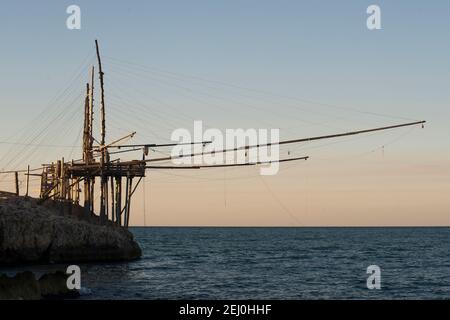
[0,1,449,226]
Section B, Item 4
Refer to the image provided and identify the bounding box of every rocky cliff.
[0,191,141,264]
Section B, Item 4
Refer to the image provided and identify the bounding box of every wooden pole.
[100,177,107,222]
[95,40,107,223]
[14,171,19,196]
[60,158,65,200]
[105,177,109,221]
[84,67,95,217]
[95,40,106,147]
[39,168,46,198]
[83,82,90,215]
[83,83,90,163]
[61,158,66,215]
[56,161,61,199]
[50,162,55,199]
[124,176,129,227]
[90,177,95,214]
[115,177,122,226]
[126,177,133,227]
[68,177,73,216]
[89,66,94,162]
[68,161,74,203]
[25,165,30,197]
[110,177,115,223]
[75,180,80,205]
[70,176,74,204]
[84,183,90,214]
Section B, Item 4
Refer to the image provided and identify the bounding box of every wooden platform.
[68,161,146,178]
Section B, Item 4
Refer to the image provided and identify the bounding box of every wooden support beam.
[38,176,86,204]
[84,179,90,216]
[118,176,142,228]
[39,168,45,198]
[60,157,65,200]
[83,83,90,163]
[14,171,19,196]
[82,80,91,214]
[95,40,107,223]
[68,178,72,202]
[115,177,122,226]
[84,178,90,216]
[68,161,74,203]
[124,176,129,227]
[60,158,65,215]
[56,161,61,199]
[110,177,115,223]
[75,179,80,205]
[89,66,95,162]
[100,177,107,223]
[95,40,106,147]
[125,177,133,227]
[105,177,109,221]
[90,177,95,214]
[25,165,30,197]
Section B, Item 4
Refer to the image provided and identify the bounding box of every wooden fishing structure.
[37,41,147,227]
[0,40,426,228]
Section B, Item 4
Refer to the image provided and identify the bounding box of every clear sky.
[0,1,449,226]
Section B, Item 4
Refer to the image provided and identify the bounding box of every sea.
[3,227,450,299]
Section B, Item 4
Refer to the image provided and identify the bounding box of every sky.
[0,0,449,226]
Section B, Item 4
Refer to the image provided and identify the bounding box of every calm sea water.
[4,227,450,299]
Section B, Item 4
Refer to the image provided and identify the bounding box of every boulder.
[0,192,141,264]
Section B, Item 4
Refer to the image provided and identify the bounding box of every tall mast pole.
[83,82,91,215]
[95,40,107,222]
[82,66,96,216]
[89,66,95,162]
[82,83,90,163]
[95,40,106,147]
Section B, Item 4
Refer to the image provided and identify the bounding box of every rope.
[259,175,302,226]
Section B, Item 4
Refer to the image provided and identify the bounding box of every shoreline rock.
[0,271,79,300]
[0,191,141,265]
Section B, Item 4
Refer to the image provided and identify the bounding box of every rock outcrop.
[38,271,80,299]
[0,192,141,264]
[0,271,79,300]
[0,271,41,300]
